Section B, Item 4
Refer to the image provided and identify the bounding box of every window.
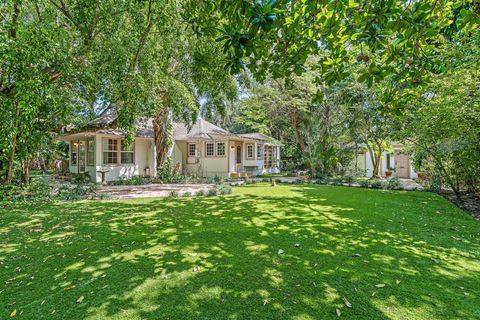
[188,143,196,157]
[216,142,226,157]
[121,140,134,164]
[87,138,95,166]
[205,142,215,156]
[103,138,118,164]
[246,144,254,160]
[387,153,393,170]
[71,141,78,165]
[257,144,263,160]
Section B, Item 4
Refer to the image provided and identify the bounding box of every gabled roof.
[62,113,280,145]
[173,118,232,140]
[238,133,282,145]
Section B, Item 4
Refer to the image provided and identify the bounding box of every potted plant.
[385,168,395,178]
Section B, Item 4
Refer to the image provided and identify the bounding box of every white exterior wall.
[243,141,264,175]
[365,151,390,178]
[201,140,229,177]
[410,160,418,179]
[364,149,419,179]
[94,136,154,182]
[67,134,280,180]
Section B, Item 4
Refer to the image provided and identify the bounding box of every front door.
[236,145,243,172]
[78,140,86,173]
[229,143,236,172]
[395,152,410,178]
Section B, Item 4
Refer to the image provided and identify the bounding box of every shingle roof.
[238,133,281,145]
[172,119,236,140]
[69,114,278,144]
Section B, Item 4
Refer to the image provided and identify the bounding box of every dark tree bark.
[152,106,173,172]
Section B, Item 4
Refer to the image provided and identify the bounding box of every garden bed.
[440,190,480,219]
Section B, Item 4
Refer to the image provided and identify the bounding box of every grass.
[1,184,479,319]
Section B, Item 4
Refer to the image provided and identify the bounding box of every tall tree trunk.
[367,142,382,178]
[152,106,173,172]
[290,109,305,153]
[21,157,31,186]
[4,2,21,184]
[6,103,20,184]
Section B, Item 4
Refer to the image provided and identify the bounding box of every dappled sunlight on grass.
[1,183,479,319]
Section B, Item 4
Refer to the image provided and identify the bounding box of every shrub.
[183,191,192,197]
[428,174,442,193]
[59,184,97,201]
[370,179,383,189]
[195,190,205,197]
[387,176,401,189]
[169,190,179,197]
[330,177,344,186]
[71,173,91,184]
[359,179,369,188]
[1,179,54,204]
[207,188,218,196]
[216,183,233,195]
[213,175,225,184]
[344,175,355,184]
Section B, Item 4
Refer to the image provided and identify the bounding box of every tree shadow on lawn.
[1,184,479,319]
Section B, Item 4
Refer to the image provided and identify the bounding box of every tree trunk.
[366,145,376,178]
[431,153,463,202]
[369,141,383,178]
[21,158,31,186]
[152,107,173,172]
[6,103,20,184]
[290,109,306,153]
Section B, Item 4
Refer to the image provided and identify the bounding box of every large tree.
[0,0,236,183]
[185,0,479,91]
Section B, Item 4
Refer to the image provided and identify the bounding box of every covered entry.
[394,151,410,178]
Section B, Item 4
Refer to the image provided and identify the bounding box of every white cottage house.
[60,115,281,182]
[351,143,418,178]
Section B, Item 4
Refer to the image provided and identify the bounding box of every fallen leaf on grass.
[263,299,269,306]
[278,249,284,255]
[336,308,341,317]
[396,280,400,285]
[10,309,17,317]
[352,253,362,257]
[193,266,201,272]
[76,296,84,304]
[65,284,76,291]
[342,297,352,308]
[375,284,385,288]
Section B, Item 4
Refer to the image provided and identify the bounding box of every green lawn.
[1,184,479,319]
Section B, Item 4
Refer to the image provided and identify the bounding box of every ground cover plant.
[1,184,479,319]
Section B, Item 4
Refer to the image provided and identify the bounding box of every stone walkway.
[98,183,215,199]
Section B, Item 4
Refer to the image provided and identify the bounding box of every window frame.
[103,138,119,165]
[188,143,197,157]
[216,142,226,157]
[256,144,263,160]
[86,137,95,166]
[120,139,135,164]
[205,142,215,157]
[246,143,255,160]
[70,141,78,166]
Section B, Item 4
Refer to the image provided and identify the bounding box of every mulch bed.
[440,190,480,219]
